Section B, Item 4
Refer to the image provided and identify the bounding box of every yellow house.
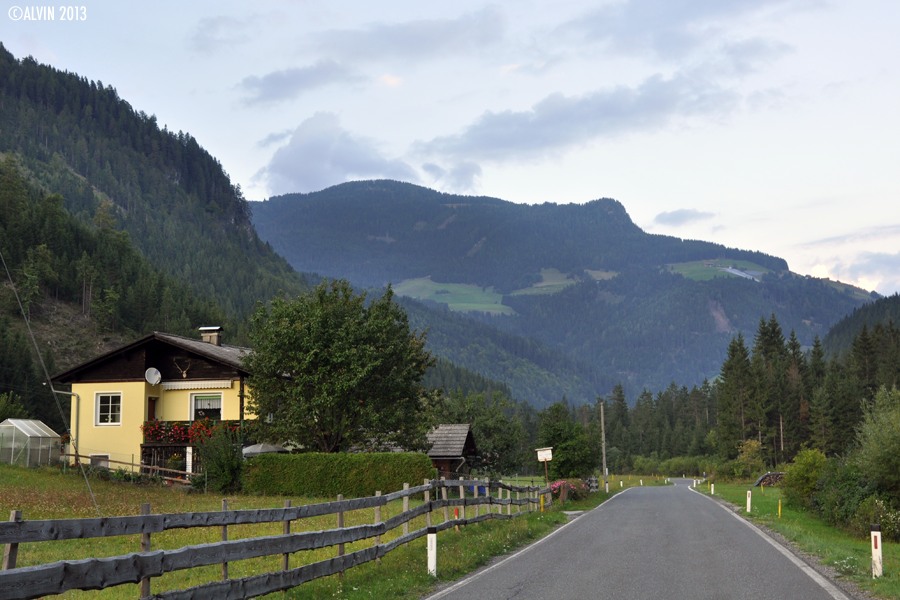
[53,326,251,473]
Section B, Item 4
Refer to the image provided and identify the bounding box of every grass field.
[668,259,770,282]
[393,277,516,314]
[706,482,900,599]
[0,465,637,599]
[394,269,581,312]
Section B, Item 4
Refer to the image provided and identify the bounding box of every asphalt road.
[425,480,852,600]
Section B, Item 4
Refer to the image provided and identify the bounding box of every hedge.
[242,452,437,498]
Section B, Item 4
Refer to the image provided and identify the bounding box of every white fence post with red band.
[872,524,883,578]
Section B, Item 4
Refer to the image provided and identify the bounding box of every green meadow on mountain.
[252,180,875,400]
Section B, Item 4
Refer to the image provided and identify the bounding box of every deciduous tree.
[245,280,433,452]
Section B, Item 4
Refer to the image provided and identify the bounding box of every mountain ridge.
[252,179,874,401]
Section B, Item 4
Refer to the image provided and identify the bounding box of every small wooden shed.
[426,423,477,478]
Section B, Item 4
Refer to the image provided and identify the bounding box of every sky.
[3,0,899,295]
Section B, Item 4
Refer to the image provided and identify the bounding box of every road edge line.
[423,487,636,600]
[689,487,851,600]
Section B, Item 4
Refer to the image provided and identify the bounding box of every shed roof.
[0,419,61,439]
[426,424,476,458]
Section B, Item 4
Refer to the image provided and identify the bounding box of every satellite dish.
[144,367,162,385]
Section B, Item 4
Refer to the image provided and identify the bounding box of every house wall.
[70,380,148,468]
[152,379,248,421]
[70,378,252,471]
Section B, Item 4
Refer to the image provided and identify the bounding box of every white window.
[192,393,222,421]
[96,393,121,425]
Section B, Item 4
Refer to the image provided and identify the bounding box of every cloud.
[654,208,715,226]
[240,60,364,104]
[310,6,504,62]
[802,224,900,248]
[830,251,900,296]
[189,15,258,53]
[257,130,293,148]
[259,113,418,195]
[560,0,796,60]
[417,71,738,163]
[422,161,483,192]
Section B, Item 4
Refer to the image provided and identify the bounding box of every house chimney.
[199,326,223,346]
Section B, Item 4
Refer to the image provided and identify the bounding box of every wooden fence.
[0,478,550,600]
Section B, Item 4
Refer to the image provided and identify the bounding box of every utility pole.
[600,401,608,493]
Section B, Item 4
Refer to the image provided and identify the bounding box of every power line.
[0,243,101,516]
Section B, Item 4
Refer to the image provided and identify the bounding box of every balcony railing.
[140,419,244,475]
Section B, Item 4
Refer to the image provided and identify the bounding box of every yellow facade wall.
[69,378,251,471]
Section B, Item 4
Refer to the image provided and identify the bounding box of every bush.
[242,452,436,498]
[632,455,660,475]
[193,425,243,493]
[814,458,874,528]
[781,448,827,510]
[853,387,900,498]
[658,455,708,477]
[851,495,900,541]
[549,479,589,501]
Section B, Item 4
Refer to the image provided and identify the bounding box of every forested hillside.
[253,180,875,398]
[399,296,613,406]
[0,46,618,416]
[0,157,225,431]
[254,180,788,291]
[822,293,900,358]
[519,310,900,478]
[0,44,308,329]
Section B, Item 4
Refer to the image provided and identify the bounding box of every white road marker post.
[746,490,752,513]
[872,524,883,578]
[427,526,438,577]
[711,483,715,495]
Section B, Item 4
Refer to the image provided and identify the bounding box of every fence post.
[474,481,480,517]
[221,498,229,580]
[458,477,465,522]
[337,494,345,579]
[283,499,292,571]
[403,483,410,536]
[516,489,521,514]
[374,491,382,565]
[140,503,151,599]
[441,478,449,523]
[2,510,21,570]
[507,488,512,516]
[872,524,883,578]
[427,526,437,577]
[424,479,432,528]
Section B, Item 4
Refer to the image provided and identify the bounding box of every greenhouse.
[0,419,61,467]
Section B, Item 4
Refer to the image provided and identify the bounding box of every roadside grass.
[707,482,900,599]
[0,465,622,599]
[282,485,623,599]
